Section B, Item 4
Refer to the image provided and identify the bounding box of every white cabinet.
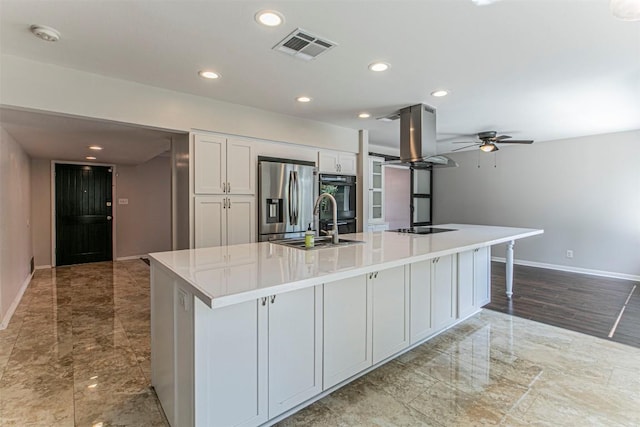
[323,274,372,389]
[194,195,255,248]
[193,133,255,195]
[410,254,457,344]
[368,156,385,223]
[410,259,433,344]
[194,286,322,426]
[432,254,457,332]
[370,266,409,364]
[319,150,357,175]
[458,247,491,319]
[267,286,323,416]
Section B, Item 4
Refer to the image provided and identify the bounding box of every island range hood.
[387,104,457,168]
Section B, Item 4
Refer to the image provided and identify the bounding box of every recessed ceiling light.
[86,156,97,160]
[198,70,220,79]
[431,90,449,97]
[88,145,103,151]
[368,62,390,72]
[296,96,312,103]
[358,113,371,119]
[30,25,61,42]
[255,10,284,27]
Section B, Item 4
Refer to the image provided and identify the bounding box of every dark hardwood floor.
[486,262,639,348]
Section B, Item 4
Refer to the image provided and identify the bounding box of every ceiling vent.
[273,28,336,61]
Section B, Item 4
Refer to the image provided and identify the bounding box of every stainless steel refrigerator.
[258,157,318,241]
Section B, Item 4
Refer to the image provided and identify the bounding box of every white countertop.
[149,224,543,309]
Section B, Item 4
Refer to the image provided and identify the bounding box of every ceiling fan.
[452,131,534,152]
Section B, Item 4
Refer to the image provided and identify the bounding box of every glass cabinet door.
[369,157,385,222]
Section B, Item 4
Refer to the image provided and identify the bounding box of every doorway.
[55,163,113,266]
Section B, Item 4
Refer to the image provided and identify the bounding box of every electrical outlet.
[566,250,574,259]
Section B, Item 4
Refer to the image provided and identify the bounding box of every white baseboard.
[491,257,640,282]
[116,254,148,261]
[35,265,52,270]
[0,271,34,330]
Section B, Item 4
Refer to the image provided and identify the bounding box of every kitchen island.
[150,224,542,427]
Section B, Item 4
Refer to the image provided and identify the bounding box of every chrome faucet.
[313,193,339,244]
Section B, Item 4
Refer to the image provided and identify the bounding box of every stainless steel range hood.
[388,104,457,168]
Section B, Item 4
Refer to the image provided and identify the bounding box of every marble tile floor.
[1,260,639,426]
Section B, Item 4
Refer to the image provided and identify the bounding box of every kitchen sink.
[272,236,364,250]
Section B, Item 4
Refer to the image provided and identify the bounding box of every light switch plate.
[118,198,129,205]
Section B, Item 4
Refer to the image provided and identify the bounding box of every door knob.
[107,216,112,220]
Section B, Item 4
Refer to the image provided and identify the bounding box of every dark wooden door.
[55,164,113,266]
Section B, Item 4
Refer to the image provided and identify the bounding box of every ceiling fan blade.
[495,135,512,141]
[452,144,480,151]
[452,141,478,144]
[497,140,534,144]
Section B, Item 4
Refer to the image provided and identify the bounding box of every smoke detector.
[273,28,336,61]
[30,25,61,42]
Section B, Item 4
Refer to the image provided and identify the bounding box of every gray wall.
[0,126,33,327]
[115,155,172,258]
[434,130,640,278]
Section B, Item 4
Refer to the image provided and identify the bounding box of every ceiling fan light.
[480,143,497,152]
[610,0,640,20]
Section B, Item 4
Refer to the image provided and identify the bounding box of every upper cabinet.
[318,150,357,175]
[368,156,385,224]
[193,133,255,195]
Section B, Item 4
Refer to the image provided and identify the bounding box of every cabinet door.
[268,286,322,417]
[319,151,339,173]
[194,299,268,427]
[227,196,256,246]
[474,247,491,307]
[194,134,226,194]
[372,266,409,364]
[368,156,385,223]
[338,152,357,175]
[323,274,372,390]
[432,254,457,332]
[194,196,226,248]
[410,260,433,344]
[457,250,475,319]
[227,138,255,195]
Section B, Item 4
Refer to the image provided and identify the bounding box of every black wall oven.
[318,174,357,234]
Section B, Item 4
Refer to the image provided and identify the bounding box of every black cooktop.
[387,227,457,235]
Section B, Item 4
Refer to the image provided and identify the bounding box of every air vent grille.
[273,28,336,61]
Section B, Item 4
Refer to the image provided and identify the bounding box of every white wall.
[31,158,51,267]
[0,126,33,328]
[0,55,358,153]
[434,130,640,278]
[384,167,411,229]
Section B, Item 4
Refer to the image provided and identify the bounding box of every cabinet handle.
[227,182,230,193]
[223,198,227,209]
[261,297,267,306]
[270,295,276,304]
[374,272,378,279]
[228,198,231,209]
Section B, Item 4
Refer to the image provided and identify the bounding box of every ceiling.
[1,0,639,161]
[0,108,181,165]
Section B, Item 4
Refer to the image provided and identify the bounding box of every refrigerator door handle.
[292,170,299,225]
[288,170,294,226]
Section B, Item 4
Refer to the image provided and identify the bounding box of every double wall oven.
[318,173,357,234]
